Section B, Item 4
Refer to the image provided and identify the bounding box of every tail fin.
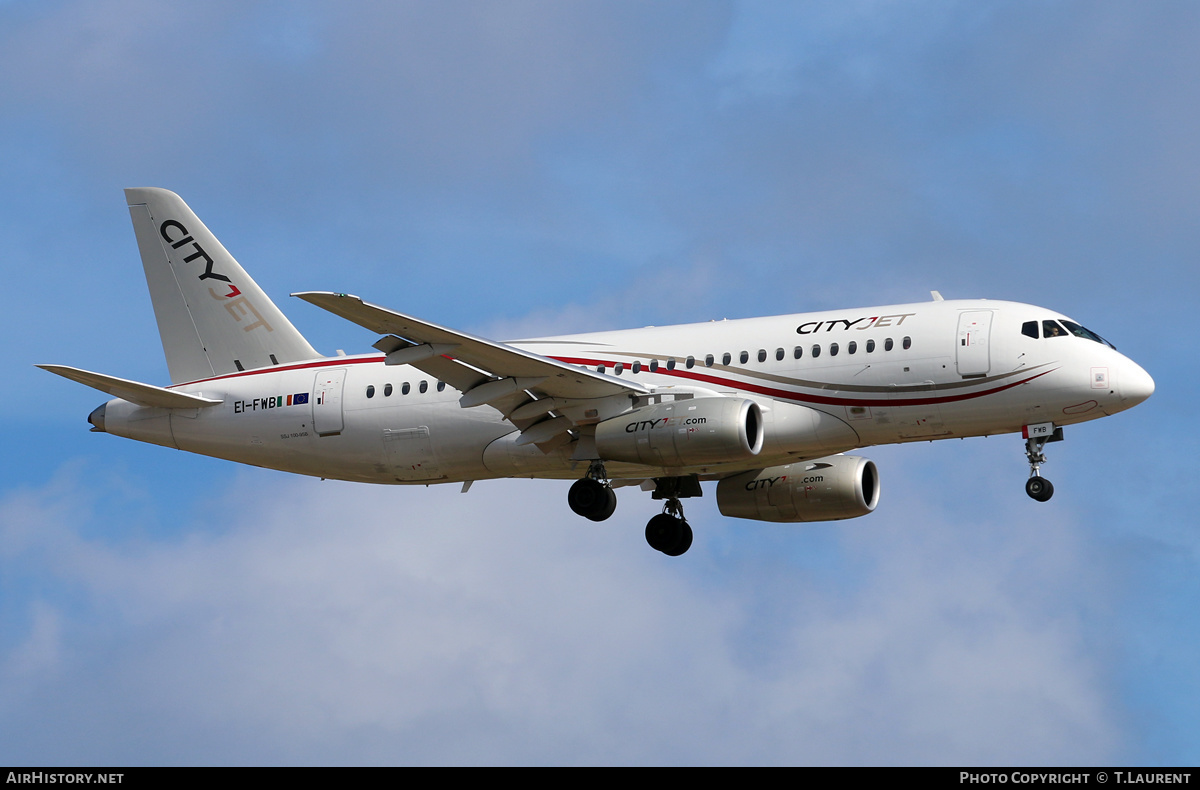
[125,188,321,384]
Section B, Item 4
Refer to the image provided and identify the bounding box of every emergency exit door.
[313,368,347,436]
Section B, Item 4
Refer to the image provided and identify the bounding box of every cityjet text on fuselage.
[796,313,916,335]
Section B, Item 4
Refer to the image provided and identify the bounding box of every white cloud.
[0,456,1121,765]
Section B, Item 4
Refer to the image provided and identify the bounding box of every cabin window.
[597,365,606,374]
[866,339,876,353]
[366,385,375,398]
[384,383,393,397]
[903,336,911,350]
[649,360,659,372]
[811,344,821,358]
[829,342,839,357]
[402,382,411,395]
[848,341,857,355]
[885,338,894,351]
[667,358,676,371]
[793,346,803,359]
[1022,321,1039,339]
[689,356,699,369]
[615,363,624,375]
[757,349,767,363]
[776,348,785,361]
[704,355,713,367]
[722,352,732,365]
[632,361,642,374]
[739,351,749,364]
[437,381,446,392]
[419,380,428,393]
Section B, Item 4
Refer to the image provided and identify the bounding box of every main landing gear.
[566,469,698,556]
[645,500,693,557]
[567,462,617,522]
[1023,426,1064,502]
[643,476,700,556]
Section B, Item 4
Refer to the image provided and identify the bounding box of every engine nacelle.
[594,397,764,467]
[716,455,880,522]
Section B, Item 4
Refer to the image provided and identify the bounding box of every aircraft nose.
[1120,360,1155,407]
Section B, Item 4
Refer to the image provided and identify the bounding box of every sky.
[1,0,1195,766]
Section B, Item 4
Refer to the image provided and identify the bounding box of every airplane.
[40,188,1155,556]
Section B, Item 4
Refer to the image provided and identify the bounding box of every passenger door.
[956,311,993,378]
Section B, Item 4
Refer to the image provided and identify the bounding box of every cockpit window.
[1061,320,1117,350]
[1043,320,1068,338]
[1022,321,1039,339]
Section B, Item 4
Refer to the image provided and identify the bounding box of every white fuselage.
[95,298,1153,486]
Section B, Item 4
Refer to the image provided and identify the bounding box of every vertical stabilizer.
[125,188,321,384]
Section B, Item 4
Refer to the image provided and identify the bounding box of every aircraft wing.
[37,365,223,409]
[294,291,648,448]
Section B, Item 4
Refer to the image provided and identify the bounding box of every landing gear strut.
[568,461,617,521]
[1023,427,1063,502]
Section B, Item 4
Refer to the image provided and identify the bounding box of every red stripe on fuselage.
[168,354,384,388]
[169,350,1054,409]
[548,355,1056,408]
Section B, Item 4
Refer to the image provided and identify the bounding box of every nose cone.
[1121,361,1155,407]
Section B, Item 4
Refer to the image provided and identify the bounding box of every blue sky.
[1,1,1194,766]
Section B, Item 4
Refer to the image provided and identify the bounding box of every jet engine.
[716,455,879,522]
[594,397,764,467]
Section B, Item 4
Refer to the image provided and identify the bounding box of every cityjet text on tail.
[40,189,1154,556]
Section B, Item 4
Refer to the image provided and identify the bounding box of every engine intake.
[594,397,763,467]
[716,455,880,522]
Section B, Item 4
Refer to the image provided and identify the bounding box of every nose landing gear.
[1023,425,1063,502]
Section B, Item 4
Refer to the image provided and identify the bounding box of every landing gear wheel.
[646,513,685,553]
[661,521,693,556]
[1025,476,1054,502]
[568,477,617,521]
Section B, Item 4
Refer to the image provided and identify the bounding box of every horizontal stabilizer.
[36,365,223,409]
